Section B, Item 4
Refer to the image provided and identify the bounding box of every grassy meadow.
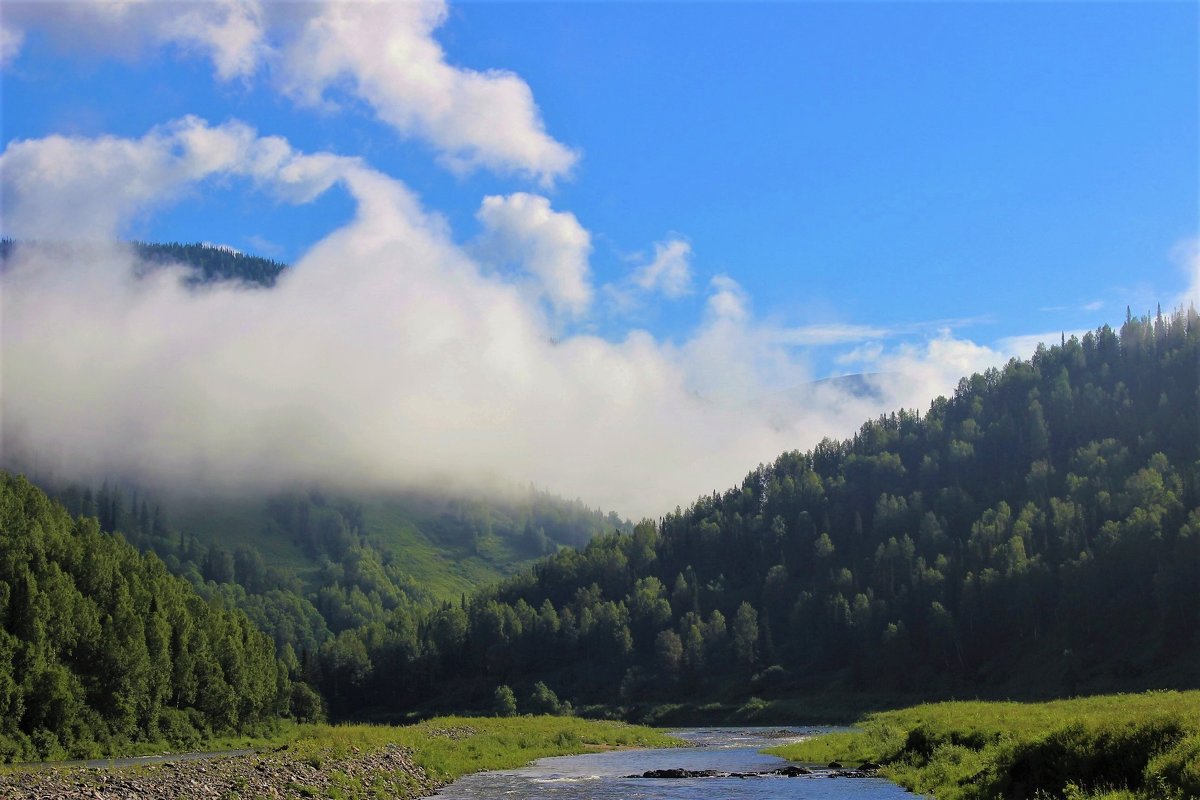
[1,716,679,800]
[279,715,680,783]
[765,690,1200,800]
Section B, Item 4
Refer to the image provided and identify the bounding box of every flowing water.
[426,727,917,799]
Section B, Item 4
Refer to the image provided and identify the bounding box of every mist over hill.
[0,235,1022,518]
[292,308,1199,718]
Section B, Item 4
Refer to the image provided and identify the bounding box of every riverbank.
[764,689,1200,800]
[0,716,679,799]
[614,690,928,726]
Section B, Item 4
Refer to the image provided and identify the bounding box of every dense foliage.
[44,484,624,696]
[767,690,1200,800]
[131,241,287,286]
[0,475,288,761]
[1,239,287,287]
[318,309,1197,715]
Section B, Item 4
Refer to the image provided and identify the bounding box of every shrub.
[493,685,517,717]
[289,682,326,724]
[527,682,562,715]
[1143,732,1200,799]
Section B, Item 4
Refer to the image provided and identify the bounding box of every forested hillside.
[0,239,287,287]
[42,484,626,666]
[313,309,1198,716]
[131,241,288,286]
[7,240,625,713]
[0,475,289,761]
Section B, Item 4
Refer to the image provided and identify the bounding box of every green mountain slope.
[312,308,1198,716]
[10,240,626,670]
[40,478,627,682]
[0,475,288,761]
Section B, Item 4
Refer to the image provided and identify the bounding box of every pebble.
[0,744,441,799]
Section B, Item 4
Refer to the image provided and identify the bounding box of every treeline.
[0,475,294,761]
[1,239,288,288]
[307,308,1198,716]
[131,241,287,286]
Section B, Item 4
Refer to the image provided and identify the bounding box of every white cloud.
[997,329,1090,359]
[3,0,575,183]
[1172,237,1200,310]
[0,22,23,66]
[632,238,693,298]
[161,0,268,81]
[707,274,749,322]
[278,1,577,183]
[867,332,1005,412]
[1,121,1019,517]
[0,116,358,241]
[475,193,592,317]
[836,341,884,365]
[769,323,891,346]
[1,1,267,78]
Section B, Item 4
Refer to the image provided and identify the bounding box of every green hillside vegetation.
[766,690,1200,800]
[40,481,627,720]
[1,716,679,799]
[131,241,287,286]
[0,239,287,288]
[14,239,627,723]
[283,715,678,785]
[301,308,1197,717]
[0,475,289,761]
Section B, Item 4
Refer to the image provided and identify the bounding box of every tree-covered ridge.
[39,481,628,723]
[131,241,287,286]
[0,239,287,287]
[324,308,1197,714]
[0,475,289,761]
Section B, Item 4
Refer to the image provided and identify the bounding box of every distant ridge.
[803,372,888,400]
[0,239,288,288]
[132,241,288,287]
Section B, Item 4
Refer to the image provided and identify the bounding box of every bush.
[493,685,517,717]
[289,682,325,724]
[1143,732,1200,799]
[527,682,562,715]
[156,707,204,750]
[988,718,1186,799]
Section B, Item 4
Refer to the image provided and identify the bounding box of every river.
[425,727,917,799]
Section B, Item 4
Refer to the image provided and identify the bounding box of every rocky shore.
[0,744,442,800]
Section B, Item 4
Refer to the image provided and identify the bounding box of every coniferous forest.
[0,474,287,761]
[1,303,1197,758]
[312,307,1198,716]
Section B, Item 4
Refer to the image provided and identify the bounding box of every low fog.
[0,118,1013,518]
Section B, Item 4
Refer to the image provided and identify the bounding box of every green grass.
[280,715,680,783]
[358,499,519,600]
[628,691,924,726]
[3,716,678,800]
[765,690,1200,800]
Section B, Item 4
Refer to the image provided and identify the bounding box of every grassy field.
[765,690,1200,800]
[280,715,679,783]
[2,716,680,799]
[625,691,930,726]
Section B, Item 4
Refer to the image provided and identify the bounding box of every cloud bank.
[0,120,1022,517]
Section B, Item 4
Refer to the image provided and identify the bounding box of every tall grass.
[765,690,1200,800]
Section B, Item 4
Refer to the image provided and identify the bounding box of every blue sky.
[1,1,1197,513]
